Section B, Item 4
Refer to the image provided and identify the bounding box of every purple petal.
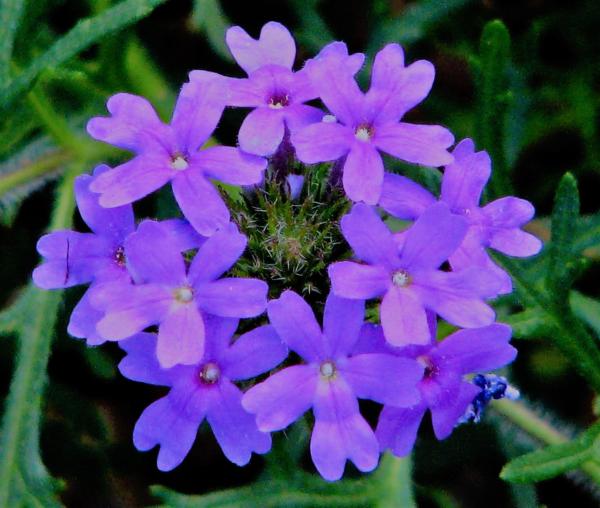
[440,139,490,211]
[376,404,426,456]
[267,290,325,362]
[291,121,352,163]
[207,379,272,465]
[133,395,204,471]
[118,332,178,386]
[379,173,436,219]
[171,169,230,236]
[86,93,173,153]
[238,107,286,156]
[225,76,266,107]
[94,283,172,340]
[341,354,422,406]
[226,22,296,74]
[373,122,454,167]
[380,287,431,346]
[283,104,324,133]
[221,325,288,380]
[75,166,134,240]
[124,220,187,286]
[323,294,365,357]
[67,286,107,345]
[343,143,384,204]
[341,203,400,268]
[311,42,365,77]
[242,364,318,431]
[433,324,516,374]
[202,315,240,360]
[399,202,468,270]
[310,378,379,480]
[328,262,390,299]
[489,228,543,257]
[188,224,246,284]
[156,218,206,252]
[367,44,435,122]
[430,381,481,440]
[352,324,389,356]
[171,72,226,152]
[193,146,266,185]
[195,278,268,318]
[89,155,173,207]
[483,196,536,228]
[157,304,205,368]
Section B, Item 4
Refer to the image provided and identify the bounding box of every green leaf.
[547,172,580,300]
[0,0,26,82]
[475,20,512,198]
[503,308,550,339]
[574,212,600,258]
[501,423,600,483]
[0,164,80,507]
[191,0,233,62]
[571,291,600,340]
[368,0,473,54]
[0,0,168,110]
[373,454,416,508]
[289,0,334,53]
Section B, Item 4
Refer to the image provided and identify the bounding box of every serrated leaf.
[0,0,26,82]
[0,0,168,110]
[574,212,600,258]
[571,291,600,340]
[475,19,511,198]
[191,0,232,62]
[547,172,579,301]
[501,423,600,483]
[503,308,550,339]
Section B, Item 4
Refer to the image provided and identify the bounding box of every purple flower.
[118,318,287,470]
[379,138,543,293]
[328,203,502,347]
[354,322,517,456]
[93,220,268,368]
[224,22,363,156]
[242,291,422,481]
[291,43,454,204]
[87,75,267,235]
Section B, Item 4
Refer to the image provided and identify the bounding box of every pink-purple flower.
[379,138,543,293]
[242,291,423,481]
[291,43,454,204]
[329,203,502,346]
[118,318,287,470]
[93,220,268,368]
[87,75,267,236]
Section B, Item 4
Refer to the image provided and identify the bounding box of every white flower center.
[355,126,372,141]
[170,156,188,170]
[173,286,194,303]
[200,362,220,384]
[320,360,336,379]
[322,114,337,123]
[392,269,411,287]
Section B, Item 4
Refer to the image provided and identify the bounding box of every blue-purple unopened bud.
[458,374,519,425]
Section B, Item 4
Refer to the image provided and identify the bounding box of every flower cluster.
[33,21,540,481]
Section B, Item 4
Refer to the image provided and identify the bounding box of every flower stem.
[374,453,417,508]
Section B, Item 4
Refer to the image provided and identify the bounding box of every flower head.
[291,43,454,204]
[118,318,287,470]
[329,203,502,346]
[87,75,267,235]
[242,290,422,481]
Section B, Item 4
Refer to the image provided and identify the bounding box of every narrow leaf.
[0,0,26,82]
[0,0,168,110]
[191,0,233,62]
[503,308,550,339]
[289,0,334,53]
[571,291,600,340]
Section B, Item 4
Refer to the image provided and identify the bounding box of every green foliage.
[191,0,233,62]
[571,291,600,340]
[0,0,26,82]
[0,0,168,110]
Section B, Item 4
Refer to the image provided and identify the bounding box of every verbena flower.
[459,373,520,424]
[93,220,268,367]
[224,22,363,156]
[291,43,454,204]
[118,318,287,471]
[32,166,201,345]
[242,291,423,481]
[87,75,266,235]
[329,203,502,346]
[379,138,543,293]
[352,322,517,456]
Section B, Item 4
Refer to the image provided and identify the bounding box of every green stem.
[374,453,417,508]
[493,399,600,484]
[0,150,70,196]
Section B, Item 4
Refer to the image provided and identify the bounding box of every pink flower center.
[113,246,126,267]
[268,93,290,109]
[199,362,220,384]
[392,269,411,287]
[417,355,438,379]
[319,360,337,380]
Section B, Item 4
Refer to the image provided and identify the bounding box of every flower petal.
[207,379,272,465]
[489,228,543,257]
[328,262,390,299]
[242,364,318,431]
[67,286,107,345]
[157,304,206,368]
[373,122,454,167]
[342,143,384,204]
[483,196,536,228]
[118,332,178,386]
[238,107,286,156]
[376,404,426,456]
[380,287,431,346]
[171,169,230,236]
[193,146,266,185]
[221,324,288,380]
[430,381,481,440]
[291,121,352,163]
[379,172,436,219]
[323,294,365,358]
[283,104,324,133]
[267,290,325,362]
[341,354,422,406]
[226,22,296,74]
[195,278,268,318]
